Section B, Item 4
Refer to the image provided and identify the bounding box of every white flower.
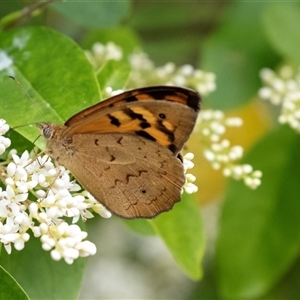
[259,65,300,132]
[128,51,216,95]
[85,42,123,67]
[182,153,198,194]
[0,119,11,154]
[198,110,262,189]
[86,42,216,96]
[105,87,124,97]
[0,119,9,134]
[197,109,243,143]
[39,222,97,264]
[129,50,154,71]
[0,119,111,262]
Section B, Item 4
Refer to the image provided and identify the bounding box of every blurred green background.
[1,1,300,299]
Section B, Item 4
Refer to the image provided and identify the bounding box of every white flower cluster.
[198,110,262,189]
[182,152,198,194]
[128,51,216,96]
[0,120,111,264]
[86,42,216,97]
[0,119,11,154]
[259,65,300,132]
[85,41,123,68]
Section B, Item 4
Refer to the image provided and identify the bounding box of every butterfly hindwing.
[48,133,185,218]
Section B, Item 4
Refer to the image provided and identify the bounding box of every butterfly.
[38,86,201,219]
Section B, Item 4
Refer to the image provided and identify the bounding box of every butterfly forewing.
[65,86,200,125]
[62,101,197,154]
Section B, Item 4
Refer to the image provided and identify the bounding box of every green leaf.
[0,265,29,300]
[97,60,131,94]
[266,255,300,299]
[202,2,279,110]
[123,218,155,235]
[150,194,205,280]
[263,3,300,64]
[216,126,300,298]
[1,232,86,300]
[51,1,131,29]
[0,26,100,149]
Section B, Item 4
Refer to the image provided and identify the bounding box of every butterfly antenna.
[9,76,46,119]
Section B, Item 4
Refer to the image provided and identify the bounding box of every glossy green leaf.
[51,1,131,29]
[1,232,86,300]
[216,126,300,298]
[263,3,300,64]
[150,194,205,280]
[0,265,29,300]
[0,26,100,148]
[202,2,279,110]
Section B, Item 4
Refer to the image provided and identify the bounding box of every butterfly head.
[37,122,56,139]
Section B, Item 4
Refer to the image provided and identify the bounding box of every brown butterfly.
[38,86,201,219]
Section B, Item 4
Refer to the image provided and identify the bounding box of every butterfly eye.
[42,126,53,139]
[141,189,147,194]
[159,113,166,119]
